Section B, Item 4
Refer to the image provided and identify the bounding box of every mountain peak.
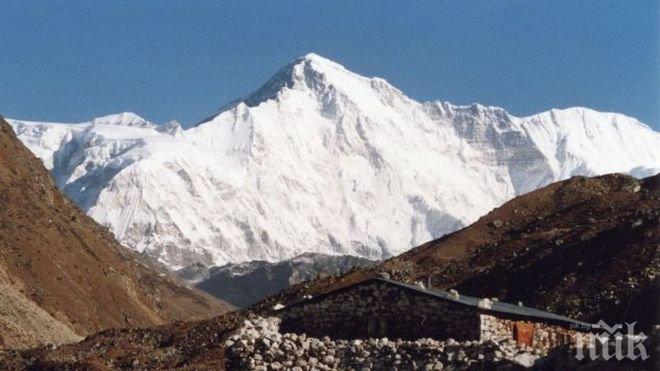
[296,53,348,71]
[196,53,401,126]
[91,112,154,128]
[298,52,327,62]
[237,54,347,107]
[156,119,183,135]
[523,106,652,132]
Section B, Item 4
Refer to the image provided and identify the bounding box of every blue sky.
[1,1,658,129]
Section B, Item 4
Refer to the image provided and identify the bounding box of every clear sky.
[1,1,658,129]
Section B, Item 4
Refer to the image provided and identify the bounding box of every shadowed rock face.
[0,117,231,349]
[176,252,375,307]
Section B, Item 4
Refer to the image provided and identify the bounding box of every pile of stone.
[225,316,540,370]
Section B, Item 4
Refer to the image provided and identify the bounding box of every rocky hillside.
[0,117,231,349]
[256,173,659,329]
[1,173,656,368]
[177,253,375,307]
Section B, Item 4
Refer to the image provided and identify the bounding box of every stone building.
[274,277,595,354]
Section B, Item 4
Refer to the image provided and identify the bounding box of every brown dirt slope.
[0,281,82,349]
[0,117,232,349]
[0,310,248,369]
[256,173,659,329]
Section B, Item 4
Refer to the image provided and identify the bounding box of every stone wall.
[479,314,593,354]
[277,282,481,340]
[226,316,542,370]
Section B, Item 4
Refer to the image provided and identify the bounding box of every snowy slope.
[7,53,660,269]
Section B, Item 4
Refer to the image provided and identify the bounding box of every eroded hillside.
[0,117,231,349]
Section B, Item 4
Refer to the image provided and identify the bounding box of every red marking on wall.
[514,322,535,347]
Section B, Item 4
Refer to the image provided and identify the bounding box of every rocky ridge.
[0,117,231,349]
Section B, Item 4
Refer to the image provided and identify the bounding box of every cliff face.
[0,117,231,349]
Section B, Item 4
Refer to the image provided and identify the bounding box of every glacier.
[7,53,660,269]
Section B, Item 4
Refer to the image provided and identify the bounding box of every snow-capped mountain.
[7,53,660,269]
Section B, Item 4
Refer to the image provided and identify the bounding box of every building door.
[366,316,386,337]
[514,322,535,347]
[366,316,377,336]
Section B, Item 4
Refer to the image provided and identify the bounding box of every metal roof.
[373,278,595,329]
[275,277,596,330]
